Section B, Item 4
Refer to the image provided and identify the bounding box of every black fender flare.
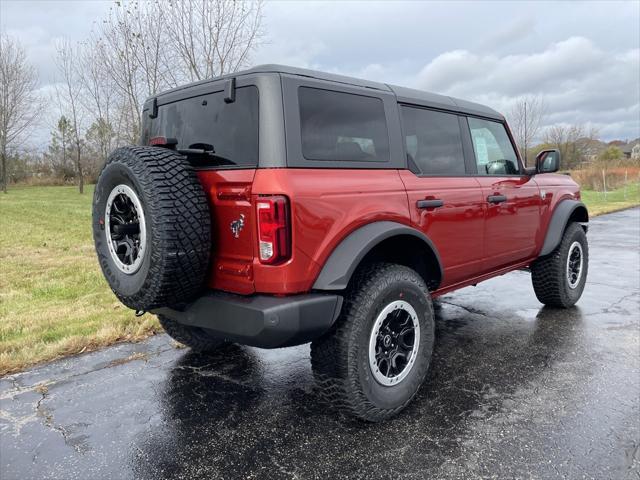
[312,221,443,290]
[539,200,589,256]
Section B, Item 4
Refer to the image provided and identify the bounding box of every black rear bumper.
[152,292,343,348]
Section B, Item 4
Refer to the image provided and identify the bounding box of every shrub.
[571,164,640,191]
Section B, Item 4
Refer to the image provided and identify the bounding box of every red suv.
[93,65,589,421]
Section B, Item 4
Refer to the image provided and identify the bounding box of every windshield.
[142,85,259,168]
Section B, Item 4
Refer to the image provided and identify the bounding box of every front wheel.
[310,263,435,422]
[531,222,589,308]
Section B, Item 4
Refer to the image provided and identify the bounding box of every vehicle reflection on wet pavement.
[2,208,639,479]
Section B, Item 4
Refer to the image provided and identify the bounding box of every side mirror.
[535,149,560,174]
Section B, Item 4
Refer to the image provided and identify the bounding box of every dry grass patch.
[0,186,160,376]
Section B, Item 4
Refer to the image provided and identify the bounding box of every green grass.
[0,182,638,375]
[0,185,160,376]
[581,182,640,216]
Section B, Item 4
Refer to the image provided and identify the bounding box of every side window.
[400,106,465,175]
[468,117,520,175]
[298,87,389,162]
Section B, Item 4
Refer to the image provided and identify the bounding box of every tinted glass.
[401,106,465,175]
[468,117,520,175]
[148,86,259,167]
[299,87,389,162]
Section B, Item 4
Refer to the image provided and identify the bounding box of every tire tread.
[93,146,211,310]
[310,263,434,422]
[531,222,588,308]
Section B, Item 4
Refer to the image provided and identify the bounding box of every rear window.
[401,106,465,175]
[298,87,389,162]
[146,86,259,167]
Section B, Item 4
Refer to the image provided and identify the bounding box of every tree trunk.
[76,142,84,194]
[1,146,7,194]
[62,133,67,167]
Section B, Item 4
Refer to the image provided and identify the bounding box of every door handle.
[417,199,444,209]
[487,194,507,204]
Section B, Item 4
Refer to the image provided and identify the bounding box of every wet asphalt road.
[2,208,639,480]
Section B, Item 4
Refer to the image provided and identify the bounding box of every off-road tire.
[531,222,588,308]
[310,263,435,422]
[158,315,226,352]
[93,146,211,311]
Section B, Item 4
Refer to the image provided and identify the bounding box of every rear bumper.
[152,292,343,349]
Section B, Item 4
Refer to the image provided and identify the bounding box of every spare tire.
[92,146,211,311]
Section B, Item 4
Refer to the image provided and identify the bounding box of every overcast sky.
[1,0,639,147]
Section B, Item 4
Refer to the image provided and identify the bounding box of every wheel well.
[356,235,442,291]
[569,205,589,227]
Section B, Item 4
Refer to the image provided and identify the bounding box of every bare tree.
[57,116,71,170]
[165,0,264,82]
[55,39,85,193]
[544,124,599,169]
[508,95,546,166]
[545,124,578,169]
[91,16,144,144]
[78,41,118,167]
[47,116,75,180]
[0,35,40,193]
[89,0,264,142]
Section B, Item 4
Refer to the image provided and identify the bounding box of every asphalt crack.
[34,383,89,455]
[3,342,175,396]
[600,292,640,315]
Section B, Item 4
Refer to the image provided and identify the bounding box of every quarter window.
[298,87,389,162]
[401,106,465,175]
[468,118,520,175]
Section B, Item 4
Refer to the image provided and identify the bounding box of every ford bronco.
[92,65,589,421]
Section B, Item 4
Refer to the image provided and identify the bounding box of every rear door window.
[298,87,389,162]
[468,117,520,175]
[400,106,465,175]
[149,86,259,167]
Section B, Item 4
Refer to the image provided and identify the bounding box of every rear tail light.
[256,195,291,264]
[149,136,178,147]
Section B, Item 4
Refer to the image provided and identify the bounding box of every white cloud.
[478,16,536,51]
[2,0,639,146]
[415,37,640,140]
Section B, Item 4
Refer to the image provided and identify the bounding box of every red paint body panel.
[197,169,257,294]
[398,171,485,287]
[197,167,581,297]
[475,175,541,271]
[533,173,583,255]
[250,168,410,293]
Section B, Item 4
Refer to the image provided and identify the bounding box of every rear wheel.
[531,222,588,308]
[310,263,435,422]
[158,315,226,352]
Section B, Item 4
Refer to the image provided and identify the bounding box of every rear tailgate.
[141,82,261,295]
[197,169,257,294]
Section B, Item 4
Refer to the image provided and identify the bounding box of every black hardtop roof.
[154,64,503,120]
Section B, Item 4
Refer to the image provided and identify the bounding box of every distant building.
[620,141,640,160]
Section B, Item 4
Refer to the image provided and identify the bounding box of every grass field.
[580,182,640,216]
[0,182,638,375]
[0,186,160,376]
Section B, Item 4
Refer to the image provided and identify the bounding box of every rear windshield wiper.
[178,143,236,166]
